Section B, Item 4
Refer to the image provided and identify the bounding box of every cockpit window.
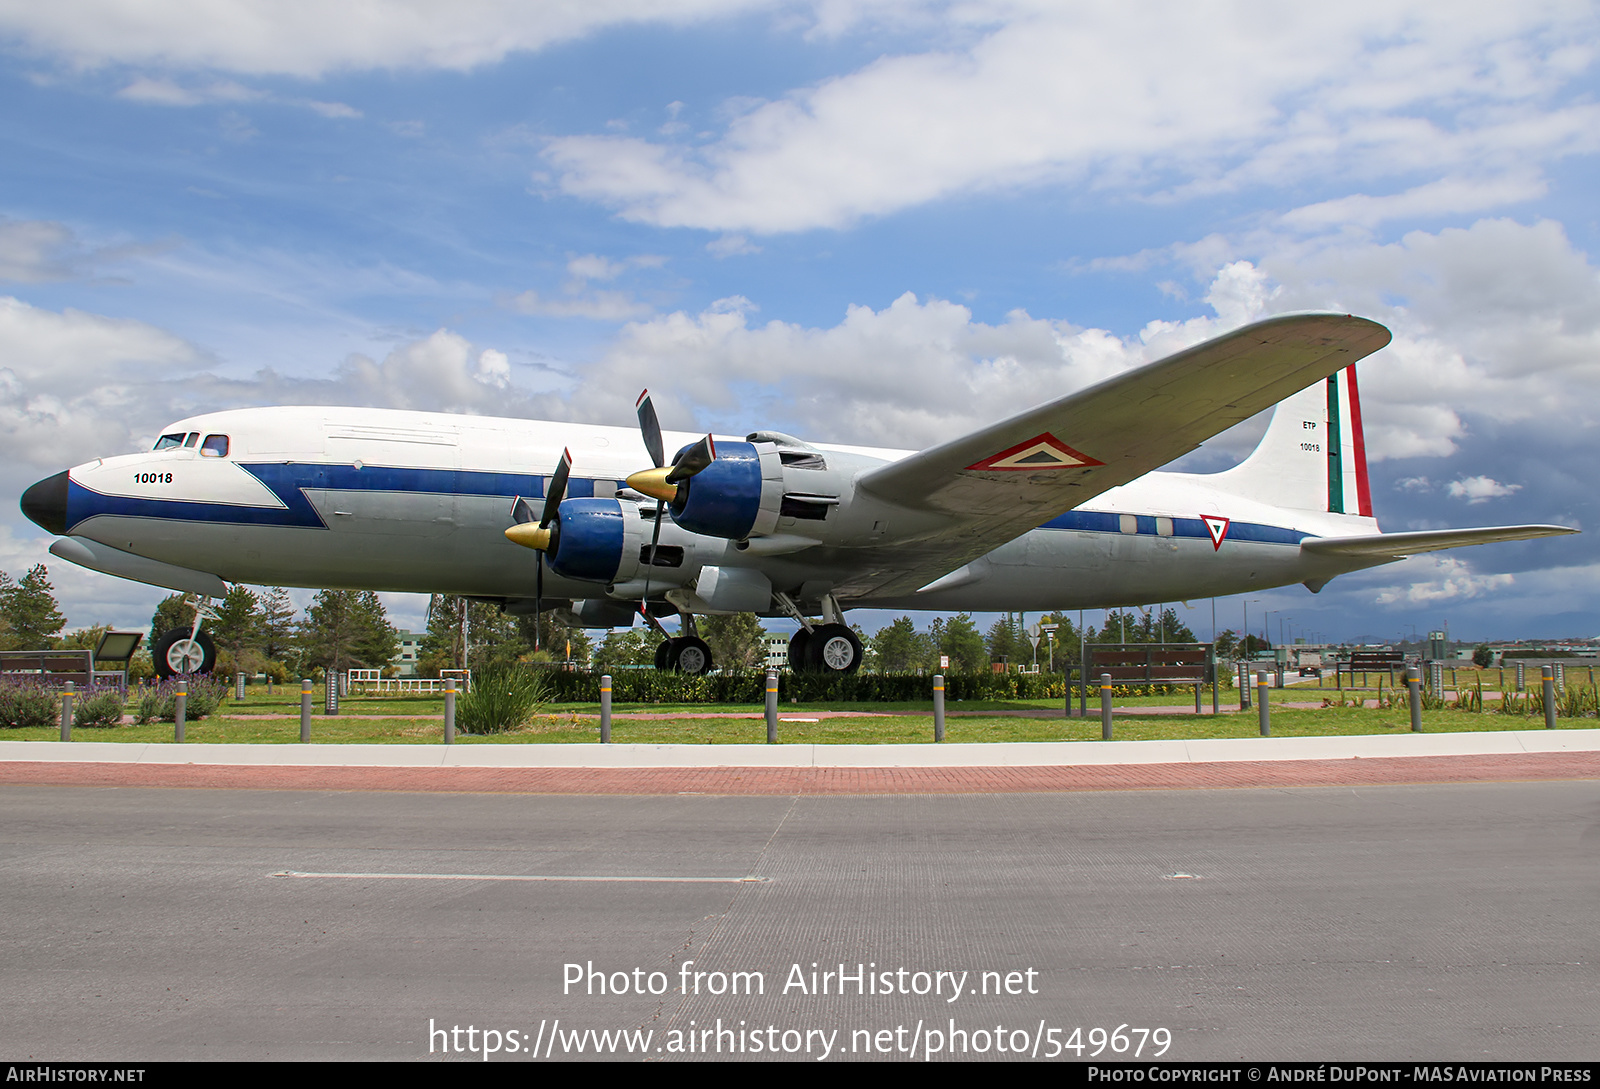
[153,433,186,451]
[200,434,229,458]
[183,433,200,448]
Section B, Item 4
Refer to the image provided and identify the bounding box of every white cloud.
[544,4,1600,233]
[117,76,260,106]
[509,289,653,321]
[336,330,530,413]
[707,234,761,258]
[304,100,362,120]
[1372,556,1515,605]
[0,218,76,282]
[550,287,1200,447]
[1447,475,1522,504]
[1279,172,1550,231]
[0,0,772,77]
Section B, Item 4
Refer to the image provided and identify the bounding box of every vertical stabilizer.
[1211,366,1371,514]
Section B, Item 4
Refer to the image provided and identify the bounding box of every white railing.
[346,668,471,694]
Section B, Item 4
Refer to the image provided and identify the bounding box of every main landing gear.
[787,624,863,674]
[777,591,863,674]
[654,635,713,675]
[647,608,714,675]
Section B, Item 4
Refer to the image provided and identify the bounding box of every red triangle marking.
[1202,515,1230,551]
[965,432,1104,472]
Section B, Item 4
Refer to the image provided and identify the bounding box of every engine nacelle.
[668,440,780,541]
[545,498,640,583]
[546,497,705,589]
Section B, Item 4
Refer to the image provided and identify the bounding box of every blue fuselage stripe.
[65,462,1312,548]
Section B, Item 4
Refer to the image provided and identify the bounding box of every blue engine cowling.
[669,440,782,540]
[546,498,630,583]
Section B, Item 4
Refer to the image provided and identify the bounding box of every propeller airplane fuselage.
[20,313,1575,674]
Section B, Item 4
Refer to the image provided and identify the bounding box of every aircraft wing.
[841,312,1393,599]
[1300,525,1577,560]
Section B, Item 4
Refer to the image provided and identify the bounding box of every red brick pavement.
[2,751,1597,795]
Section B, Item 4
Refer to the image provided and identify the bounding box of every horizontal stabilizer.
[1301,525,1577,560]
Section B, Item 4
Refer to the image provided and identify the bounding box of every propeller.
[626,389,717,504]
[504,448,572,652]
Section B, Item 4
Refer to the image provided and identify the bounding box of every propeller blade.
[636,390,664,469]
[540,448,572,528]
[510,496,537,524]
[666,434,716,483]
[535,555,543,652]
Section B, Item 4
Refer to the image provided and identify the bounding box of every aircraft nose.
[21,470,69,535]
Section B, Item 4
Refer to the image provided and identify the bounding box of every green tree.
[938,613,988,673]
[297,590,398,678]
[150,593,193,648]
[700,613,766,672]
[985,614,1030,668]
[58,624,111,651]
[0,565,67,649]
[1473,644,1493,668]
[593,626,658,668]
[871,617,927,672]
[209,585,260,665]
[257,587,297,667]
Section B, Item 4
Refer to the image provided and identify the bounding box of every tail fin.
[1211,366,1372,515]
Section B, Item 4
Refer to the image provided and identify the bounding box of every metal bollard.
[1556,663,1565,696]
[60,680,74,742]
[174,678,187,743]
[933,674,945,743]
[1516,662,1525,693]
[1239,661,1250,710]
[444,679,456,744]
[1407,666,1422,732]
[300,678,312,743]
[1257,671,1270,736]
[235,671,246,701]
[600,674,612,744]
[1100,673,1113,740]
[1543,665,1556,730]
[325,675,338,717]
[766,669,779,744]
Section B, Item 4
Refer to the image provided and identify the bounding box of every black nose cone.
[21,471,69,535]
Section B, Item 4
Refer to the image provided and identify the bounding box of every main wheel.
[654,639,674,671]
[669,636,713,675]
[154,628,216,679]
[788,630,812,673]
[805,623,863,674]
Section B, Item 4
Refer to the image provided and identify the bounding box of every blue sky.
[2,1,1598,645]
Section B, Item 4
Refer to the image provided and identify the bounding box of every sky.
[1,0,1597,646]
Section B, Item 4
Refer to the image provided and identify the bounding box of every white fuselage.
[52,405,1383,617]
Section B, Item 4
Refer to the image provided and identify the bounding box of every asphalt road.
[3,780,1597,1062]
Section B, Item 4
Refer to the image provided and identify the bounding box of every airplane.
[19,312,1576,679]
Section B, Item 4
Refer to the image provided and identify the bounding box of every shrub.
[456,666,551,734]
[134,676,227,723]
[72,688,127,728]
[0,680,58,729]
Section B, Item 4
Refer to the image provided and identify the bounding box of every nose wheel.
[153,628,216,679]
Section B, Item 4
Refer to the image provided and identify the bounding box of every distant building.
[764,633,790,671]
[394,630,422,677]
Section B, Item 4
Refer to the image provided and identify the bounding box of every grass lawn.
[3,680,1592,744]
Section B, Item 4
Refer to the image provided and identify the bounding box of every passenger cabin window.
[200,434,230,458]
[153,433,187,451]
[183,433,200,448]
